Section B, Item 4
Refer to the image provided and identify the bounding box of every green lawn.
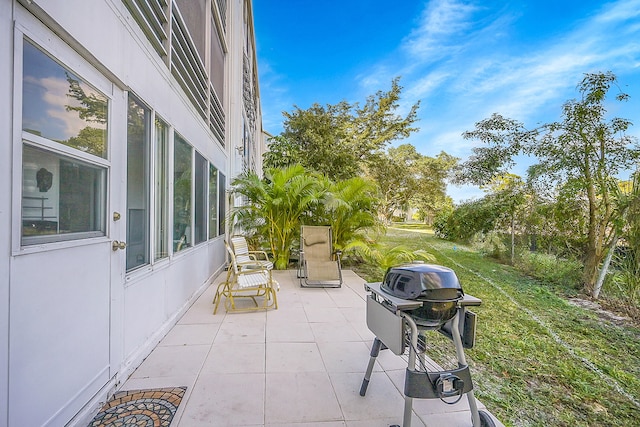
[352,226,640,427]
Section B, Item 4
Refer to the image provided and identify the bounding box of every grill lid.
[381,262,464,301]
[380,263,464,328]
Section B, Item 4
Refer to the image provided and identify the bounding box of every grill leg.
[451,309,482,427]
[359,338,383,396]
[400,313,420,427]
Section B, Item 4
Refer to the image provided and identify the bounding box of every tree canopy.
[264,77,420,181]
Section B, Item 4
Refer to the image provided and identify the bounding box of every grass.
[351,225,640,427]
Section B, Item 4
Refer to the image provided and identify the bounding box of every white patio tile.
[316,341,373,373]
[309,321,362,343]
[266,321,315,342]
[346,415,426,427]
[266,342,325,373]
[265,371,343,424]
[303,306,348,323]
[329,371,406,421]
[178,372,265,426]
[267,422,346,427]
[201,342,265,374]
[214,318,267,343]
[121,375,197,393]
[266,306,309,324]
[159,323,221,346]
[130,344,210,379]
[299,289,339,308]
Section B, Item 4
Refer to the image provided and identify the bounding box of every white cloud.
[403,0,479,58]
[402,0,640,147]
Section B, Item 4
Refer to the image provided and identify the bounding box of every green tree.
[458,72,640,293]
[367,145,457,224]
[230,165,324,269]
[534,72,640,292]
[433,196,503,241]
[483,173,527,264]
[366,144,421,223]
[262,134,301,170]
[411,151,458,224]
[270,78,420,180]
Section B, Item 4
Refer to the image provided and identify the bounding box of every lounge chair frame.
[298,225,343,288]
[213,240,278,313]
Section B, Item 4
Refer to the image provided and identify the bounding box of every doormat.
[88,386,187,427]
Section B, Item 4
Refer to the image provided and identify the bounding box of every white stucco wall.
[1,0,258,424]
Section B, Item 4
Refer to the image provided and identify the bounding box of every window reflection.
[126,95,150,271]
[194,151,207,245]
[208,164,218,239]
[22,39,108,158]
[22,145,106,244]
[173,135,192,252]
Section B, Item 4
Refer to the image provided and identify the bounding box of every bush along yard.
[351,227,640,427]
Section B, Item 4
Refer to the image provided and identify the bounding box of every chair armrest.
[248,250,270,261]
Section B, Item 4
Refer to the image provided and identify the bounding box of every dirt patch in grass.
[567,297,632,326]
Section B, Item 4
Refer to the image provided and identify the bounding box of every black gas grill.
[360,262,496,427]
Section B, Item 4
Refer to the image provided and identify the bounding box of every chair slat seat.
[212,239,278,313]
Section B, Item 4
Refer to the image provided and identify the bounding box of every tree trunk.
[593,235,618,299]
[582,244,600,295]
[510,215,515,265]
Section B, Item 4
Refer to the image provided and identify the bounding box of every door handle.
[112,240,127,251]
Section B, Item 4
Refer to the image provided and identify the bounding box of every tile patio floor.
[122,269,504,427]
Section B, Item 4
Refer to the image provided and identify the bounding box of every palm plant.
[230,165,324,269]
[308,175,382,253]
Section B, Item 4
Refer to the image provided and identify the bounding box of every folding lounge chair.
[213,240,278,313]
[298,225,343,288]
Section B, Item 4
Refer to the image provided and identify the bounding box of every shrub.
[514,251,582,288]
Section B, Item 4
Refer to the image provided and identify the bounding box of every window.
[208,164,218,239]
[173,134,192,252]
[218,173,226,236]
[21,39,108,246]
[154,117,169,260]
[194,151,207,245]
[122,0,226,146]
[126,95,150,271]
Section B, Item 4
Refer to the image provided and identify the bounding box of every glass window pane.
[22,144,106,244]
[22,39,108,158]
[174,135,192,252]
[126,95,150,271]
[208,164,218,239]
[218,173,226,236]
[194,151,207,245]
[155,118,169,260]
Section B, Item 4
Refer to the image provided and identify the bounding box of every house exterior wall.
[0,0,264,425]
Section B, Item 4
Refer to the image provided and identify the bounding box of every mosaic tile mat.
[88,386,187,427]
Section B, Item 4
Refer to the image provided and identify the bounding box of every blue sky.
[254,0,640,202]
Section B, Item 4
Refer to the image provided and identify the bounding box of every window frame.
[13,24,114,255]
